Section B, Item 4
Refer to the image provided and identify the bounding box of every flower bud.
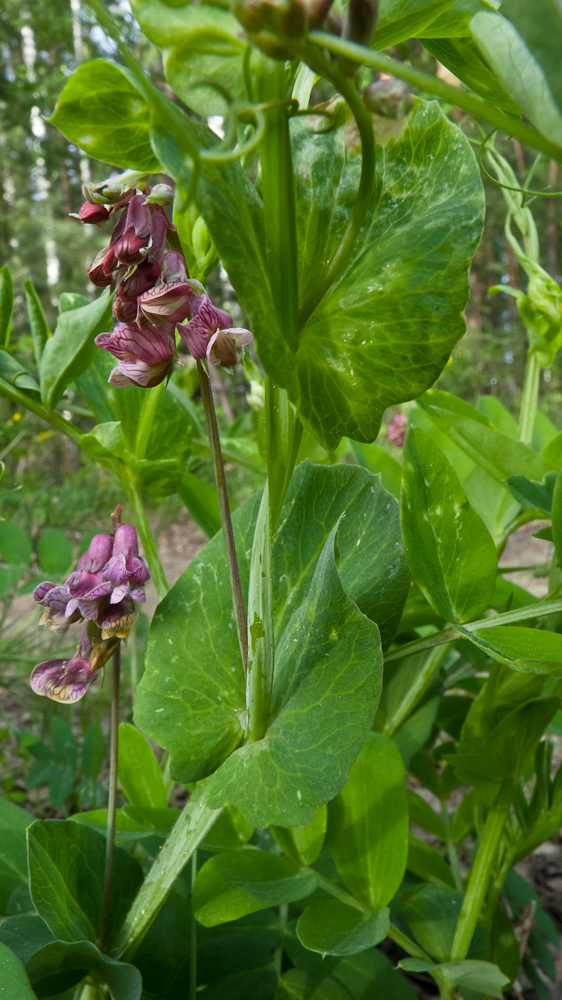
[113,294,138,324]
[75,201,110,225]
[83,170,148,205]
[343,0,378,45]
[145,183,174,206]
[304,0,335,28]
[88,248,114,288]
[363,78,413,118]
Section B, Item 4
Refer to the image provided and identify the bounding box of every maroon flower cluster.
[31,508,149,703]
[76,175,253,387]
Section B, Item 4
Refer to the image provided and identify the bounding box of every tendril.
[478,129,562,203]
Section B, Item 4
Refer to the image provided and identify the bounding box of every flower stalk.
[100,642,121,953]
[197,361,248,671]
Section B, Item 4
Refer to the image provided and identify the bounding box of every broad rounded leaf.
[26,940,142,1000]
[37,529,72,578]
[0,941,35,1000]
[270,806,327,867]
[328,733,408,910]
[268,100,484,450]
[465,626,562,677]
[192,849,318,926]
[401,427,497,622]
[135,463,395,822]
[50,59,160,171]
[0,522,32,566]
[296,900,389,957]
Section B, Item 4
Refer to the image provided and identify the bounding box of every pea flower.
[178,295,253,368]
[31,625,117,703]
[136,253,202,328]
[95,321,176,388]
[31,509,149,702]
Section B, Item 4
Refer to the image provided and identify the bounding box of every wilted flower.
[95,322,176,388]
[178,295,253,368]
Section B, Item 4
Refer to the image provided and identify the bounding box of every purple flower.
[77,201,110,225]
[95,321,176,388]
[178,295,253,368]
[30,625,98,703]
[33,581,80,632]
[136,255,201,328]
[103,524,150,604]
[99,595,138,640]
[112,194,153,267]
[63,533,114,620]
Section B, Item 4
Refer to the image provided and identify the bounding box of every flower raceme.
[31,510,149,702]
[75,174,253,387]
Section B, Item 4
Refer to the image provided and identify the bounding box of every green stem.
[295,44,376,327]
[384,643,450,737]
[308,31,562,164]
[273,903,289,981]
[496,507,548,556]
[450,780,513,960]
[134,383,165,460]
[441,801,463,893]
[384,597,562,663]
[0,377,82,445]
[259,60,300,355]
[190,850,197,1000]
[518,350,541,445]
[246,480,274,741]
[126,480,169,601]
[198,361,248,670]
[100,644,120,953]
[115,783,221,960]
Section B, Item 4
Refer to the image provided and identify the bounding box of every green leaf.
[131,0,248,117]
[206,521,383,826]
[463,626,562,677]
[422,36,521,115]
[81,723,106,784]
[178,471,221,538]
[349,441,402,499]
[75,350,118,425]
[50,59,160,171]
[453,695,560,784]
[399,958,509,997]
[0,941,35,1000]
[0,351,40,396]
[26,940,142,1000]
[401,884,464,962]
[192,849,318,927]
[296,900,389,957]
[50,718,77,770]
[281,938,417,999]
[470,11,562,148]
[136,463,397,824]
[0,797,35,914]
[407,788,446,839]
[40,291,113,410]
[117,723,168,809]
[0,915,54,966]
[407,835,456,888]
[328,733,408,910]
[0,267,14,349]
[203,806,254,850]
[552,469,562,568]
[24,280,50,367]
[501,0,562,114]
[401,428,496,623]
[373,0,455,49]
[418,0,499,37]
[0,523,32,566]
[37,529,72,578]
[79,421,130,467]
[27,820,143,947]
[281,101,484,450]
[431,415,548,484]
[276,968,350,1000]
[270,806,327,867]
[507,472,557,513]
